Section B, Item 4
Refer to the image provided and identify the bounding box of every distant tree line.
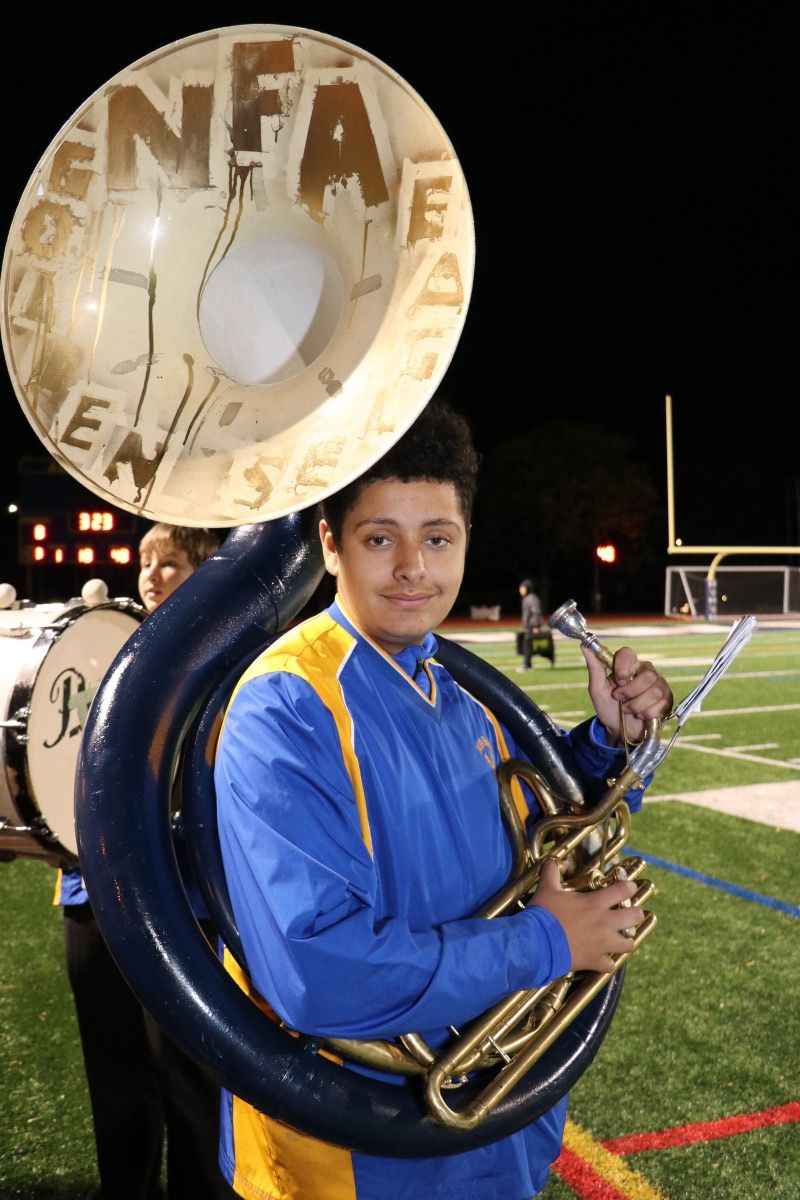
[461,419,665,617]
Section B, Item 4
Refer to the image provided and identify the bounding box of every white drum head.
[21,604,141,858]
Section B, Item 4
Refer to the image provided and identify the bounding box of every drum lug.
[0,812,58,842]
[0,815,32,835]
[116,597,146,615]
[32,815,59,844]
[0,706,30,743]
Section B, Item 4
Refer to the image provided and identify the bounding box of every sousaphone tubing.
[1,25,624,1155]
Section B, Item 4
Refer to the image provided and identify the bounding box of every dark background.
[2,4,798,613]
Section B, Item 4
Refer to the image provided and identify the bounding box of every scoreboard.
[18,509,139,566]
[15,460,145,568]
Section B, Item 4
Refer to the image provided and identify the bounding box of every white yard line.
[514,672,800,696]
[662,739,800,772]
[473,657,800,828]
[447,619,800,645]
[546,701,800,724]
[646,781,800,833]
[542,722,800,773]
[682,703,800,718]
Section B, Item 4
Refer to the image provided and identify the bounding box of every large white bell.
[1,25,474,527]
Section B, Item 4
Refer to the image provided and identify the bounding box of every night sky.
[1,4,798,601]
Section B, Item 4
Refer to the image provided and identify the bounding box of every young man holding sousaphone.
[214,398,674,1200]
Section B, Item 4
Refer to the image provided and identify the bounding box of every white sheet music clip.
[630,614,758,776]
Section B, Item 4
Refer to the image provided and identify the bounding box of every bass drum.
[0,598,144,865]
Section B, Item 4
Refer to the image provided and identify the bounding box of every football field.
[1,615,799,1198]
[453,615,800,1200]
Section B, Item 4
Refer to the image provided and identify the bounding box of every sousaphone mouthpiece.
[548,600,614,668]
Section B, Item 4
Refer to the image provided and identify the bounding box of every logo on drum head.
[45,668,97,748]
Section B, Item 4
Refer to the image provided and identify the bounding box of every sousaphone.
[1,25,631,1154]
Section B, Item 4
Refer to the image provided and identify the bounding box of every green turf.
[533,623,800,1197]
[2,621,799,1198]
[0,859,97,1197]
[469,624,800,795]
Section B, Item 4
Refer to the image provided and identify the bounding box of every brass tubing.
[330,601,664,1129]
[486,978,573,1060]
[425,912,658,1130]
[323,1036,428,1077]
[532,767,641,853]
[397,1033,438,1069]
[330,773,655,1096]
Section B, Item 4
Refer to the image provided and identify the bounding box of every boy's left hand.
[582,645,673,746]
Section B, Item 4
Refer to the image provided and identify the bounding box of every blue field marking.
[627,848,800,918]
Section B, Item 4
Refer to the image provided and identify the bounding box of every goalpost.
[665,395,800,619]
[664,564,800,618]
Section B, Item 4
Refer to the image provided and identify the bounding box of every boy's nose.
[394,549,425,580]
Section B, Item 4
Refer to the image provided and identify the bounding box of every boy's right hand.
[529,858,644,973]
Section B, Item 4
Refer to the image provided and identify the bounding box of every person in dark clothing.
[518,578,552,670]
[57,524,234,1200]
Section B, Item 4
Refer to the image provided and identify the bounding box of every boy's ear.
[319,519,339,577]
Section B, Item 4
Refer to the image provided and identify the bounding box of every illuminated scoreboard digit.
[77,510,117,533]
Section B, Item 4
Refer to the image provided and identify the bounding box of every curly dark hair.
[321,399,480,545]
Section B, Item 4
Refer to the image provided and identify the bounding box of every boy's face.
[138,539,194,612]
[319,477,467,655]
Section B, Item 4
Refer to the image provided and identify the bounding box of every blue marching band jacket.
[214,600,644,1200]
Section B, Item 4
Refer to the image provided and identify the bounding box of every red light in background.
[54,548,65,564]
[33,546,45,562]
[110,546,132,565]
[33,523,48,541]
[77,546,95,565]
[595,543,617,564]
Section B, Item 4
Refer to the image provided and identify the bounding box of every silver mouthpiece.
[547,599,614,669]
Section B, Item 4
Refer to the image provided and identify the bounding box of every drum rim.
[2,598,144,864]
